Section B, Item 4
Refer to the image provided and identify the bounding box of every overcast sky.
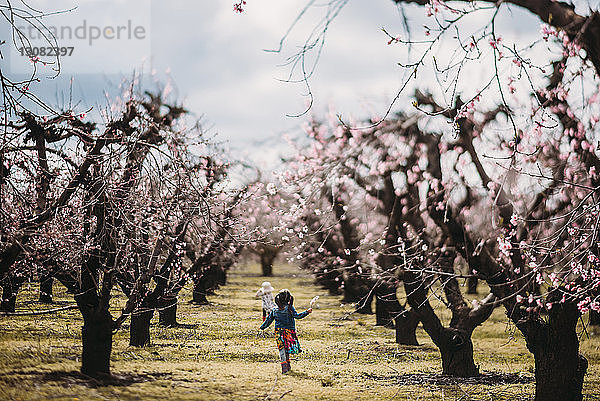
[149,0,415,164]
[7,0,590,166]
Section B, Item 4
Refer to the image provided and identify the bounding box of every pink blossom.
[489,36,502,49]
[233,0,246,13]
[497,236,512,257]
[577,298,590,314]
[540,24,557,41]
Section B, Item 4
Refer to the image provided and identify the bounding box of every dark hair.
[275,289,293,314]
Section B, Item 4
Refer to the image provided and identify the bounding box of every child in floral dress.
[259,289,312,373]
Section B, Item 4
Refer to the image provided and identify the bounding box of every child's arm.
[290,305,312,319]
[260,310,275,330]
[255,288,263,298]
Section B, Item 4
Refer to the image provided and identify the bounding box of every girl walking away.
[256,282,276,321]
[259,289,312,374]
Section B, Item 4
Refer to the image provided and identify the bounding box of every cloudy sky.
[7,0,588,166]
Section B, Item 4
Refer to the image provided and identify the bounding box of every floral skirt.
[275,328,302,355]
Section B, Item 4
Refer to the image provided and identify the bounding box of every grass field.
[0,262,599,400]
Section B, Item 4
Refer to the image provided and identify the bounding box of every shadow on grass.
[41,370,171,388]
[285,370,312,380]
[361,371,534,386]
[19,300,73,306]
[158,322,198,329]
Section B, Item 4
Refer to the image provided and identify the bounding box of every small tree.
[242,180,297,277]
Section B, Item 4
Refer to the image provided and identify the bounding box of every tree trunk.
[401,266,481,377]
[342,275,367,304]
[190,265,222,304]
[1,278,21,313]
[395,309,419,345]
[315,268,342,295]
[589,310,600,326]
[531,325,587,399]
[439,328,478,377]
[192,292,209,304]
[39,275,53,304]
[375,284,401,328]
[129,308,154,347]
[533,349,587,401]
[527,298,587,401]
[260,250,276,277]
[158,296,178,327]
[261,258,273,276]
[81,308,113,378]
[466,277,478,294]
[375,302,391,327]
[191,279,210,305]
[215,265,227,286]
[355,290,373,314]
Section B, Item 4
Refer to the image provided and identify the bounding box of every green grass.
[0,262,599,400]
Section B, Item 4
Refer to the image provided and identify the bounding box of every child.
[256,281,276,321]
[259,289,312,374]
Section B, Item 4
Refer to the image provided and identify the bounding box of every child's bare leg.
[279,349,290,373]
[279,348,287,363]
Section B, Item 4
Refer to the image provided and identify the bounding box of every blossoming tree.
[239,0,600,399]
[0,85,243,375]
[238,180,290,277]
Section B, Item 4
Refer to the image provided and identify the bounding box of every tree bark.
[315,268,342,295]
[355,290,374,314]
[191,279,210,305]
[525,298,588,401]
[466,277,478,294]
[395,309,419,345]
[342,275,368,304]
[402,264,483,377]
[260,248,277,277]
[438,328,478,377]
[189,263,224,305]
[129,308,154,347]
[375,285,401,328]
[589,310,600,326]
[158,296,178,327]
[81,308,113,378]
[192,291,209,304]
[533,347,587,401]
[260,258,272,276]
[1,277,22,313]
[329,192,368,304]
[375,295,391,327]
[215,265,227,286]
[39,275,53,304]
